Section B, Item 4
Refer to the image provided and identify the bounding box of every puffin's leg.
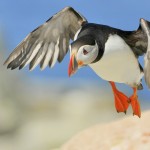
[129,88,141,118]
[109,81,129,114]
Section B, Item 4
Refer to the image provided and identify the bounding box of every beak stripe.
[68,54,78,77]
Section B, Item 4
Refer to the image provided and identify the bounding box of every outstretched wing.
[126,18,150,88]
[4,7,87,70]
[140,19,150,88]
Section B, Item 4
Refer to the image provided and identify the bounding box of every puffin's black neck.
[77,23,108,63]
[77,23,134,63]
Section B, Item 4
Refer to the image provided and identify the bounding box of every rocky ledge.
[61,111,150,150]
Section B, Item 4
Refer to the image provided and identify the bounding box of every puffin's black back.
[78,23,133,48]
[78,23,147,57]
[75,23,133,62]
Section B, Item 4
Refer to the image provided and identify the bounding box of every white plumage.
[89,34,143,87]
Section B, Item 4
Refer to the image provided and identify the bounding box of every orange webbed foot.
[109,82,129,114]
[129,88,141,118]
[114,90,129,113]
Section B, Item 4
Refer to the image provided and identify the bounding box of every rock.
[61,111,150,150]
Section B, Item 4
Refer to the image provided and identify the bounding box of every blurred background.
[0,0,150,150]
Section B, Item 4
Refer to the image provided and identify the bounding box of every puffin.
[4,7,150,118]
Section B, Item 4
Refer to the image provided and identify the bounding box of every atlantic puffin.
[4,7,150,118]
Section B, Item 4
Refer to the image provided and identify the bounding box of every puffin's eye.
[83,49,88,55]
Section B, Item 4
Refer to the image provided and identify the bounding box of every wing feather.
[29,42,49,70]
[40,42,55,70]
[128,19,150,88]
[4,7,87,70]
[51,38,60,68]
[140,19,150,88]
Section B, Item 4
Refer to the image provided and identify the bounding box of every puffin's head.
[68,36,99,76]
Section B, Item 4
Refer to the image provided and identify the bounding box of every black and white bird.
[4,7,150,117]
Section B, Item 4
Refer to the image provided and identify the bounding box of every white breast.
[89,34,143,87]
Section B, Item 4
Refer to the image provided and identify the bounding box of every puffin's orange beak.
[68,54,78,77]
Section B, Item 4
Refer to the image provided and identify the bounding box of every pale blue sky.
[1,0,150,95]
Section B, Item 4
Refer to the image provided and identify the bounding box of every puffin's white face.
[68,42,99,76]
[76,42,99,67]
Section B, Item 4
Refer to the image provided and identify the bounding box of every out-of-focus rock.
[61,111,150,150]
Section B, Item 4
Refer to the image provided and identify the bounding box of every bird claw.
[127,99,131,103]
